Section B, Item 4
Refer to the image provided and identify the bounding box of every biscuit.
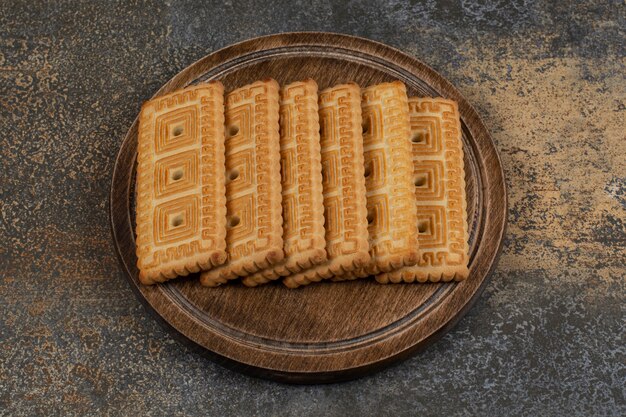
[333,82,419,281]
[376,97,469,283]
[283,83,370,288]
[242,80,326,287]
[200,79,284,287]
[135,82,227,285]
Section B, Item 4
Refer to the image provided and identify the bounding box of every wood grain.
[109,32,507,383]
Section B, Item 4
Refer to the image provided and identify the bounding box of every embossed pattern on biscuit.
[200,79,284,287]
[334,82,419,280]
[376,97,469,283]
[135,82,227,285]
[242,80,326,287]
[283,83,370,288]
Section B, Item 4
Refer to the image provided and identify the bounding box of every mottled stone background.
[1,0,624,416]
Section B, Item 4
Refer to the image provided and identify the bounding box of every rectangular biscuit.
[135,82,227,285]
[200,79,284,287]
[332,81,419,281]
[376,97,469,283]
[283,83,370,288]
[242,80,326,287]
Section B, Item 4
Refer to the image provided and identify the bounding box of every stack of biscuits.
[135,79,469,288]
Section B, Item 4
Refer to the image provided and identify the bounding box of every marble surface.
[1,1,624,415]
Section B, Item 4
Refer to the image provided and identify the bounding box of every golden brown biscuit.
[333,82,419,281]
[242,80,326,287]
[283,83,370,288]
[135,82,227,285]
[377,97,469,283]
[200,79,284,287]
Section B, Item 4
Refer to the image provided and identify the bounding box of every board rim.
[109,31,507,384]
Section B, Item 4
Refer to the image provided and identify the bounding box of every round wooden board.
[110,32,507,383]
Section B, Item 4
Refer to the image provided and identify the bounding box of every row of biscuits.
[135,79,468,287]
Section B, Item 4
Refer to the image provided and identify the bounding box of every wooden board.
[109,32,507,383]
